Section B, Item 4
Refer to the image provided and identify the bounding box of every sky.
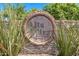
[25,3,47,10]
[0,3,47,11]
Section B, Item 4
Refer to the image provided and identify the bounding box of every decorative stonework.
[19,11,58,56]
[23,11,56,45]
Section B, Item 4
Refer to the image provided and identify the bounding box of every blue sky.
[0,3,47,11]
[0,3,4,10]
[25,3,47,10]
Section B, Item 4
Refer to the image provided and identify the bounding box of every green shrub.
[56,20,79,56]
[0,19,24,56]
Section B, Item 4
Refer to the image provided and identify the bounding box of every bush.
[43,3,79,20]
[56,20,79,56]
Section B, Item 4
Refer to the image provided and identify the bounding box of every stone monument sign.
[19,11,58,55]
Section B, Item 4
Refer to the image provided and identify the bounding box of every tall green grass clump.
[0,4,24,56]
[0,19,24,56]
[56,20,79,56]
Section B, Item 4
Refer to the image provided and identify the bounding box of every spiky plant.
[56,20,79,56]
[0,4,24,56]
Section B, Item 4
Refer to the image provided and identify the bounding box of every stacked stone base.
[18,41,58,56]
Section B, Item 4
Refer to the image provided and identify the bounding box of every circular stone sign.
[23,11,56,45]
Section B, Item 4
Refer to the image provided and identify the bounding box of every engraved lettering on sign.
[27,16,53,40]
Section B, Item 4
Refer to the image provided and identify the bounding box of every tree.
[2,3,26,20]
[26,8,38,14]
[15,4,26,20]
[43,3,79,20]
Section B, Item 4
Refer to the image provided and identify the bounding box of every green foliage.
[0,4,24,56]
[43,3,79,20]
[26,8,38,14]
[2,4,26,20]
[15,4,26,20]
[56,21,79,55]
[0,20,24,56]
